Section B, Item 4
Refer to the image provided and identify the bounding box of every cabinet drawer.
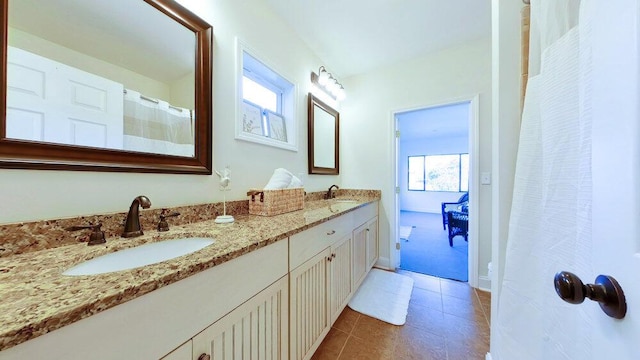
[290,212,353,270]
[352,202,378,227]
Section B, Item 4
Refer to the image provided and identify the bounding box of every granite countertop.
[0,195,379,351]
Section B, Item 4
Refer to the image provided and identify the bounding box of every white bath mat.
[399,226,413,240]
[348,268,414,325]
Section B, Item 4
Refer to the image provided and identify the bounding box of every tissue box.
[247,188,305,216]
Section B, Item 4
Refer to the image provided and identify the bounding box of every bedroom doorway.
[393,98,478,283]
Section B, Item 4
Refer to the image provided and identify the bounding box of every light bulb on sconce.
[318,66,330,86]
[336,85,346,101]
[328,79,338,95]
[312,66,345,102]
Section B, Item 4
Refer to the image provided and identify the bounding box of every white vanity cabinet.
[289,248,331,360]
[161,276,289,360]
[366,216,379,269]
[352,203,379,289]
[289,213,354,360]
[328,233,353,325]
[1,240,288,360]
[161,340,192,360]
[0,200,379,360]
[191,276,289,360]
[288,201,379,360]
[352,222,368,289]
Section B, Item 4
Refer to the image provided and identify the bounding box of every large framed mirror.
[0,0,212,174]
[308,93,339,175]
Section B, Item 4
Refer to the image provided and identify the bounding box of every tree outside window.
[408,156,425,190]
[408,154,469,192]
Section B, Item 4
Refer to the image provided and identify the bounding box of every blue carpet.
[399,211,468,282]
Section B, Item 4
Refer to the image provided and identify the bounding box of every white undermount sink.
[62,237,215,276]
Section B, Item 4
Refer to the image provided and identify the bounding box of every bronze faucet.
[325,185,339,199]
[122,195,151,238]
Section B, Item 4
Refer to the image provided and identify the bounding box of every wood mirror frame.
[308,93,339,175]
[0,0,212,174]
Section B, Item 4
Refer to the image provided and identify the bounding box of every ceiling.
[10,0,491,85]
[264,0,492,77]
[263,0,487,140]
[397,102,470,142]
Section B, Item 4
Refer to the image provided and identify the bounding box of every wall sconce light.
[311,66,346,101]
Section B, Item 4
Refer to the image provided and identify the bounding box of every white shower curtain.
[123,89,195,157]
[495,1,595,359]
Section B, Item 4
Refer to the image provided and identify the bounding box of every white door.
[588,0,640,357]
[6,47,124,149]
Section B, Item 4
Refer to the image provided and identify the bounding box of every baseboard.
[486,352,493,360]
[375,256,392,270]
[478,275,491,291]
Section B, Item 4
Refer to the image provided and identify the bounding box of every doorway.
[392,97,479,284]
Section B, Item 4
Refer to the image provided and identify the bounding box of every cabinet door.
[161,340,192,360]
[366,217,379,270]
[192,276,289,360]
[352,223,368,290]
[289,248,331,360]
[329,234,352,324]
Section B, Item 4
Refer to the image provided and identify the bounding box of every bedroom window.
[408,154,469,192]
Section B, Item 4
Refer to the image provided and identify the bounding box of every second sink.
[63,237,215,276]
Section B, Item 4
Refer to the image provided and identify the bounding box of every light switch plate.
[481,172,491,185]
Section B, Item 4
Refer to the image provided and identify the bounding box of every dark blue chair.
[441,192,468,230]
[447,211,469,246]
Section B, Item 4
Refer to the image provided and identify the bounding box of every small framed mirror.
[308,93,339,175]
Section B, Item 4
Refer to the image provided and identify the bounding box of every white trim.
[468,94,480,288]
[392,116,401,269]
[375,256,392,270]
[234,37,298,152]
[390,94,480,286]
[478,275,492,292]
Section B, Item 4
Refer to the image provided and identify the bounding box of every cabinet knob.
[198,354,211,360]
[331,253,336,258]
[366,228,370,232]
[327,256,333,262]
[327,230,336,235]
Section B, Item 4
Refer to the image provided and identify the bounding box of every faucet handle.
[66,223,106,246]
[157,209,180,232]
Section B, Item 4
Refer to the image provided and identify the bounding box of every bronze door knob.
[554,271,627,319]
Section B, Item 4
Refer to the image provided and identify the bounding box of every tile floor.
[312,270,491,360]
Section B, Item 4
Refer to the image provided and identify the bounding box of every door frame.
[390,94,480,287]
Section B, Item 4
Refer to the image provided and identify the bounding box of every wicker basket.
[247,188,305,216]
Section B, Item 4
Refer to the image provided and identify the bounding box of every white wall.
[340,38,493,284]
[0,0,340,224]
[170,71,196,109]
[9,28,172,101]
[399,135,468,213]
[490,0,524,356]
